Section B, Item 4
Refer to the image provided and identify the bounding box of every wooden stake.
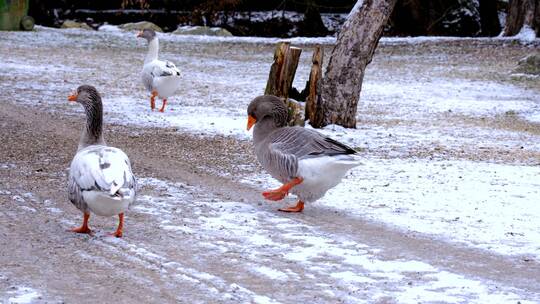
[265,42,302,100]
[305,45,323,125]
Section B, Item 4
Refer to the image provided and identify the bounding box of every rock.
[173,26,233,37]
[286,98,305,126]
[119,21,163,33]
[513,53,540,75]
[61,20,93,30]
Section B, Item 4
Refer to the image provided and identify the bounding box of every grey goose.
[67,85,136,237]
[247,95,362,212]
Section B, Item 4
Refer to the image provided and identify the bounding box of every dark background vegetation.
[29,0,509,37]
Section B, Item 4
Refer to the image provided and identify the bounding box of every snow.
[241,157,540,259]
[252,266,289,281]
[5,287,41,304]
[98,24,121,32]
[1,26,540,302]
[130,178,536,302]
[516,25,537,43]
[326,159,540,258]
[347,0,365,20]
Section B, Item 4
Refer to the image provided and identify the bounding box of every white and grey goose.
[137,29,181,112]
[247,95,362,212]
[67,85,136,237]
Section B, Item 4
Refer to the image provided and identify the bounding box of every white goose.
[247,95,362,212]
[68,85,136,237]
[137,29,181,112]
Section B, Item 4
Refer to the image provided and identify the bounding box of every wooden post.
[265,42,290,96]
[305,45,323,125]
[265,42,302,99]
[265,42,303,125]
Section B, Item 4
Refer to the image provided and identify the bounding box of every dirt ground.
[1,97,539,303]
[1,28,540,303]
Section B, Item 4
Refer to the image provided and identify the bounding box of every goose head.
[246,95,287,131]
[68,85,104,149]
[68,85,101,108]
[136,28,156,42]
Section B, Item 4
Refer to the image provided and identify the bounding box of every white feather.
[70,145,135,216]
[293,154,363,202]
[141,37,181,99]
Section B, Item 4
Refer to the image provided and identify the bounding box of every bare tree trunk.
[305,46,323,124]
[479,0,501,36]
[265,42,304,125]
[311,0,397,128]
[503,0,540,36]
[265,42,302,99]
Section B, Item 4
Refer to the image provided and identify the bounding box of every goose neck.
[145,38,159,64]
[78,101,105,150]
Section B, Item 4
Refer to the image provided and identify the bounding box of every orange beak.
[136,30,143,38]
[68,93,77,102]
[247,115,257,131]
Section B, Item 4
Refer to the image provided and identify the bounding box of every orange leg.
[159,99,167,113]
[111,213,124,238]
[71,212,92,234]
[279,201,304,213]
[150,90,158,110]
[262,177,303,201]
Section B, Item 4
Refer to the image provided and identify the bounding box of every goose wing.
[68,145,136,211]
[265,127,357,180]
[270,127,356,159]
[151,60,180,78]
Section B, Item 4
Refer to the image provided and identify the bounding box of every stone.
[286,98,305,126]
[173,26,233,37]
[513,53,540,75]
[119,21,163,33]
[61,20,93,30]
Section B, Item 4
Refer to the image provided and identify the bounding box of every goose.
[246,95,362,212]
[137,29,181,112]
[67,85,136,237]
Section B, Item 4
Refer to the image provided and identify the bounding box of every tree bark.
[265,42,302,99]
[305,46,323,124]
[479,0,501,36]
[312,0,397,128]
[503,0,540,37]
[265,42,304,125]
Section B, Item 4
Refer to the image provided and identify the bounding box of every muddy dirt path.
[1,101,539,303]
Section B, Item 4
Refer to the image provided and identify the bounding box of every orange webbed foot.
[110,230,123,238]
[262,189,288,201]
[110,213,124,238]
[150,91,158,111]
[70,213,92,234]
[70,226,92,234]
[158,99,167,113]
[278,201,304,213]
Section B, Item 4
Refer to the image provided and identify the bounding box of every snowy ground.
[1,27,539,302]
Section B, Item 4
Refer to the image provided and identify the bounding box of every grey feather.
[249,95,358,186]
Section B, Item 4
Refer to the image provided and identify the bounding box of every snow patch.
[5,287,41,304]
[98,24,121,32]
[515,25,537,43]
[252,266,289,281]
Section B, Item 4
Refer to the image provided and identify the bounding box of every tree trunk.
[265,42,302,99]
[503,0,540,37]
[311,0,397,128]
[265,42,304,125]
[305,46,323,124]
[479,0,501,36]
